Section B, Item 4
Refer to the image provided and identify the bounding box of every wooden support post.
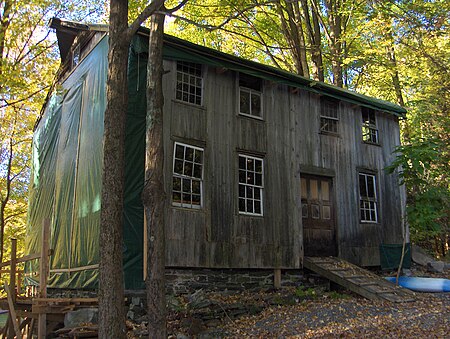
[10,238,17,302]
[274,269,281,289]
[4,283,22,339]
[17,271,22,295]
[38,218,50,339]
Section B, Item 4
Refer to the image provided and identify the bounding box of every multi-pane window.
[362,108,379,144]
[172,143,204,209]
[320,98,339,134]
[359,173,378,222]
[238,154,263,215]
[239,73,262,119]
[176,61,203,105]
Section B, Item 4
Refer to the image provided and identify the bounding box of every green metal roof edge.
[50,18,405,116]
[158,33,406,117]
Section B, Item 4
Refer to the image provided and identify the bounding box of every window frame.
[238,154,264,216]
[238,73,263,120]
[172,142,204,209]
[358,172,378,223]
[361,108,379,144]
[320,98,339,135]
[175,61,204,106]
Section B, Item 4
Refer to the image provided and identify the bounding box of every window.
[239,73,262,119]
[362,108,379,144]
[72,44,80,69]
[176,61,203,105]
[359,172,378,222]
[238,154,263,215]
[320,98,339,134]
[172,142,204,209]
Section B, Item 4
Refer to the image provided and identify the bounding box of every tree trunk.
[301,0,324,81]
[0,135,13,263]
[0,0,13,75]
[142,12,167,339]
[98,1,130,338]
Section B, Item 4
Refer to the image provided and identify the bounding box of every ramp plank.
[304,256,415,303]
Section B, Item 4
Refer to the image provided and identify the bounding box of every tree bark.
[142,11,167,339]
[325,0,343,87]
[0,134,14,263]
[276,0,309,77]
[99,1,129,338]
[301,0,324,81]
[0,0,13,75]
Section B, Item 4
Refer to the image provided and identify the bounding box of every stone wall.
[165,268,304,295]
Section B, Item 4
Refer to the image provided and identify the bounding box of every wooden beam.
[4,283,22,339]
[10,238,17,303]
[33,297,98,303]
[143,211,147,280]
[38,218,50,339]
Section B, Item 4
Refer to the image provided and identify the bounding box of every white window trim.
[359,172,378,223]
[239,86,263,120]
[320,100,339,134]
[238,154,264,216]
[362,110,379,144]
[172,142,204,209]
[175,61,204,106]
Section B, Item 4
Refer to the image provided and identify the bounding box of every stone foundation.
[165,268,305,294]
[48,268,307,298]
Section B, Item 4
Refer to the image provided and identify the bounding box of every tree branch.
[165,0,189,14]
[0,85,51,108]
[126,0,165,42]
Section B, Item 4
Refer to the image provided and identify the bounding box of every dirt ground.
[165,266,449,338]
[209,292,449,338]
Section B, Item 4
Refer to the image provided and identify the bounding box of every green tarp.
[26,36,148,289]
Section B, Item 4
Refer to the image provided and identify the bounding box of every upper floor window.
[320,98,339,134]
[172,142,204,209]
[176,61,203,105]
[362,108,379,144]
[359,172,378,223]
[238,154,264,216]
[72,44,81,69]
[239,73,262,119]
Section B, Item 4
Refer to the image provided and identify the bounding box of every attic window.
[362,108,379,144]
[72,44,81,68]
[320,98,339,134]
[176,61,203,105]
[172,142,204,209]
[239,73,262,119]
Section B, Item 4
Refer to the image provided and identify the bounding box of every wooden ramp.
[304,256,415,303]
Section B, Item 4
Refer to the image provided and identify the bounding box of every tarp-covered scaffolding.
[26,36,148,289]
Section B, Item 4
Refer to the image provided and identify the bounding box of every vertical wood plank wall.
[162,60,404,268]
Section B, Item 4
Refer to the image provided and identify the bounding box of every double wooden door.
[301,175,336,257]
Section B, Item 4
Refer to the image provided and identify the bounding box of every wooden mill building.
[26,18,407,290]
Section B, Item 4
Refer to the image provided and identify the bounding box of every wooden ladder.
[304,256,416,303]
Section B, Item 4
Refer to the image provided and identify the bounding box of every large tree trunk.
[276,0,309,77]
[325,0,343,87]
[301,0,324,82]
[142,12,167,339]
[99,1,129,338]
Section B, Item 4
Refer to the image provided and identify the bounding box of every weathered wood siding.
[163,62,302,269]
[294,93,405,266]
[161,60,404,268]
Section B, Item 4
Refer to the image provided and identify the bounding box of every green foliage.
[327,290,350,300]
[0,0,107,261]
[387,138,449,253]
[295,286,318,300]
